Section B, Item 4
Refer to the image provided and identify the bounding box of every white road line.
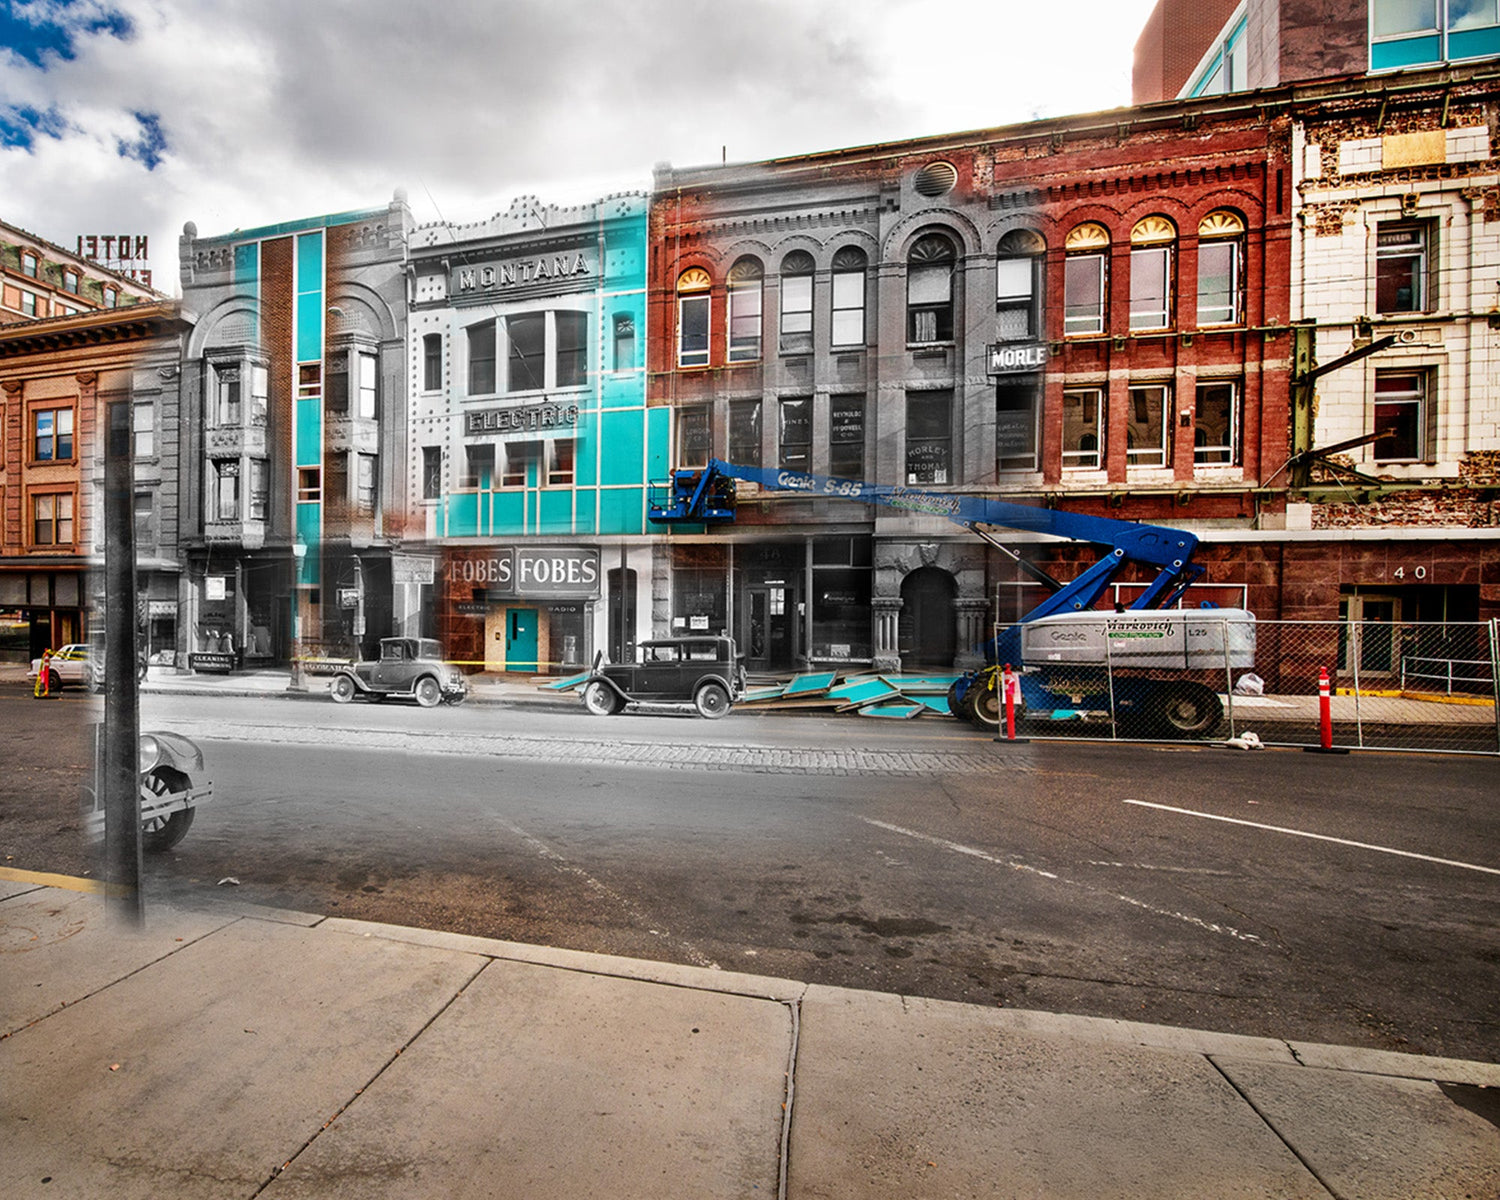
[861,818,1262,943]
[1123,800,1500,877]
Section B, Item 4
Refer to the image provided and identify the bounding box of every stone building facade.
[647,91,1294,674]
[176,196,412,672]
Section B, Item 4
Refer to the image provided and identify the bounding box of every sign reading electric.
[448,547,600,598]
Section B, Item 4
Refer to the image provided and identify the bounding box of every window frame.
[996,378,1042,473]
[355,453,377,513]
[421,446,442,500]
[726,258,764,363]
[1370,0,1500,70]
[677,405,713,469]
[1125,384,1171,468]
[505,312,546,393]
[554,310,588,389]
[831,247,867,348]
[995,230,1045,343]
[546,438,575,487]
[728,398,763,467]
[1194,381,1241,466]
[355,351,378,419]
[612,313,636,372]
[212,459,241,522]
[779,252,814,355]
[1196,211,1245,326]
[21,252,38,278]
[1375,220,1432,314]
[829,394,865,478]
[1061,387,1105,470]
[467,321,497,396]
[133,400,155,459]
[904,390,953,485]
[1373,368,1433,463]
[677,268,712,368]
[462,443,496,490]
[1129,217,1176,332]
[422,333,443,391]
[778,396,813,472]
[32,406,74,463]
[906,234,956,345]
[31,491,74,547]
[500,441,538,489]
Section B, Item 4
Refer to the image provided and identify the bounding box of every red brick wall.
[260,237,293,536]
[1132,0,1243,103]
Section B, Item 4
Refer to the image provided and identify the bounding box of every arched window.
[677,267,711,367]
[1197,209,1245,326]
[1129,216,1176,331]
[996,228,1045,342]
[779,250,815,354]
[727,256,763,362]
[831,246,867,348]
[907,233,955,344]
[1064,223,1109,335]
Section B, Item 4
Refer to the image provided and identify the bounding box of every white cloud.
[0,0,1159,289]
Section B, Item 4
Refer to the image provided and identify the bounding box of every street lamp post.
[288,538,308,692]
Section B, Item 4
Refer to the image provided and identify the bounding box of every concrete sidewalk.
[3,878,1496,1199]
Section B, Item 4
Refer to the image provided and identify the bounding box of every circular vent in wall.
[914,161,958,197]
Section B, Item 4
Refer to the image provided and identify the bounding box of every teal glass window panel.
[233,242,258,284]
[647,407,672,477]
[538,490,574,534]
[295,397,321,467]
[1372,0,1436,36]
[1371,34,1442,68]
[1450,0,1499,30]
[598,411,647,485]
[599,486,644,535]
[489,491,526,534]
[573,489,598,535]
[1449,24,1500,57]
[295,503,321,584]
[295,232,323,364]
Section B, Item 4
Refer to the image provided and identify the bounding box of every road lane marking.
[502,822,721,970]
[1123,800,1500,877]
[861,818,1262,943]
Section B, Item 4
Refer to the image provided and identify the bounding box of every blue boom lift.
[648,459,1255,735]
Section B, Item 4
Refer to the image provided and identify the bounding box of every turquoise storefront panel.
[1450,26,1500,60]
[295,232,323,364]
[574,409,599,487]
[599,486,645,535]
[598,410,647,485]
[295,502,321,584]
[490,491,526,534]
[446,493,479,537]
[1371,34,1442,70]
[647,406,672,479]
[233,242,258,284]
[295,398,321,468]
[573,489,597,535]
[538,490,574,534]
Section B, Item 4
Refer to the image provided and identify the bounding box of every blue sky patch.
[1,1,133,67]
[117,110,166,169]
[0,103,68,150]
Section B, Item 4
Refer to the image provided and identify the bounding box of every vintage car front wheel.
[330,674,357,703]
[141,767,196,852]
[584,681,623,716]
[414,677,442,708]
[694,681,731,719]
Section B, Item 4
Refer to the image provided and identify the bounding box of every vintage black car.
[329,637,467,707]
[582,636,746,719]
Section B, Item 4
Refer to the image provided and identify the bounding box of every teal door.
[506,608,538,673]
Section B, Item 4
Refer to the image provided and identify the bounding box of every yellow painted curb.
[1335,687,1495,708]
[0,866,114,895]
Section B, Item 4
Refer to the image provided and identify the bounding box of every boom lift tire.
[1157,682,1222,737]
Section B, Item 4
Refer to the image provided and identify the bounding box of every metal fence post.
[1222,618,1235,741]
[1104,625,1118,742]
[1350,620,1365,749]
[1490,618,1500,756]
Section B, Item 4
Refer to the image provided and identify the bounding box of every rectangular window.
[1374,370,1431,461]
[356,454,377,513]
[249,460,268,520]
[1197,240,1241,325]
[423,333,442,391]
[298,363,321,397]
[62,269,79,294]
[729,399,762,466]
[546,438,575,487]
[1194,382,1240,465]
[462,443,495,489]
[134,492,154,545]
[214,460,241,521]
[104,288,117,308]
[1126,385,1170,467]
[780,273,813,353]
[779,397,812,471]
[678,294,710,367]
[501,441,537,488]
[1062,388,1104,469]
[728,284,762,362]
[356,352,377,419]
[555,311,588,388]
[996,379,1041,472]
[995,256,1038,341]
[249,364,268,426]
[1064,255,1106,335]
[21,252,37,277]
[1376,222,1429,313]
[20,290,37,316]
[1370,0,1500,67]
[831,269,865,347]
[677,406,712,468]
[297,467,321,503]
[506,313,545,392]
[612,313,636,371]
[422,446,441,500]
[468,322,496,395]
[32,493,73,546]
[133,401,154,459]
[1129,246,1172,331]
[216,365,241,424]
[829,395,865,477]
[33,408,73,461]
[905,391,952,485]
[907,266,953,344]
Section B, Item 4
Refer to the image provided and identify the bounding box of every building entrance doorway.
[744,584,795,672]
[1339,592,1400,677]
[899,567,956,667]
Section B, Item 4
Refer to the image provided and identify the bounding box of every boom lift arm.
[649,459,1205,620]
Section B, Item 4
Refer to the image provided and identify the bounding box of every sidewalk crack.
[1208,1055,1341,1198]
[777,996,801,1200]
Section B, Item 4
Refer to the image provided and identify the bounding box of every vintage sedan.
[329,637,467,707]
[582,636,746,719]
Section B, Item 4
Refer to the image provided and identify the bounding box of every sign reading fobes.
[448,547,600,598]
[987,342,1048,375]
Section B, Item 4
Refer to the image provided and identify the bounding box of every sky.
[0,0,1160,292]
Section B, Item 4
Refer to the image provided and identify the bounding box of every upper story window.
[1197,210,1245,326]
[779,396,812,471]
[727,257,764,362]
[1374,368,1433,462]
[1063,223,1109,336]
[907,233,955,344]
[62,269,79,294]
[1129,216,1176,331]
[103,287,118,308]
[33,407,73,461]
[677,268,711,367]
[422,333,442,391]
[995,228,1045,342]
[831,246,867,348]
[1061,388,1104,469]
[729,398,762,466]
[1126,384,1170,468]
[1195,382,1241,466]
[1376,221,1432,313]
[677,405,712,468]
[20,290,37,317]
[355,351,377,419]
[422,446,442,500]
[468,321,497,395]
[555,311,588,388]
[20,252,38,277]
[216,364,242,425]
[779,251,814,354]
[134,401,154,459]
[1371,0,1500,71]
[612,313,636,371]
[1186,13,1247,96]
[507,313,545,391]
[32,493,74,547]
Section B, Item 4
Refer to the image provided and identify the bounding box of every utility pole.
[103,397,143,924]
